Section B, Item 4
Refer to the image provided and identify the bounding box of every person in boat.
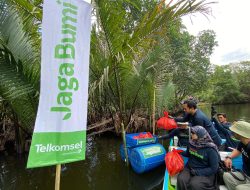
[211,113,239,151]
[174,99,222,147]
[223,121,250,190]
[158,122,189,147]
[215,113,231,135]
[177,125,220,190]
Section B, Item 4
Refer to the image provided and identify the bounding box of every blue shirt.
[175,109,222,147]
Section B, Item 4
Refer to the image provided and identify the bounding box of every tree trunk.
[15,123,23,154]
[152,86,156,135]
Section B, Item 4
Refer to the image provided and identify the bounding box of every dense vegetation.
[0,0,249,151]
[198,61,250,104]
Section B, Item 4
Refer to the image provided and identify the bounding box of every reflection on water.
[1,103,249,190]
[0,135,165,190]
[200,103,250,122]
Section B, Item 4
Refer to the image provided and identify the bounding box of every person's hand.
[224,158,232,169]
[211,106,217,118]
[158,135,163,139]
[211,117,216,122]
[168,115,174,119]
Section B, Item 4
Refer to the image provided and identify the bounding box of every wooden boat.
[162,138,243,190]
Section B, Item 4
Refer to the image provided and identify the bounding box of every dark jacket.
[182,144,220,176]
[160,128,189,147]
[175,109,222,147]
[212,118,239,150]
[214,121,230,139]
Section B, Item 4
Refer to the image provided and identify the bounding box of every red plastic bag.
[165,148,184,176]
[133,132,153,139]
[157,111,177,130]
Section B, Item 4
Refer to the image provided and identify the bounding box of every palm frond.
[8,0,42,21]
[89,0,215,123]
[0,48,37,132]
[0,0,41,89]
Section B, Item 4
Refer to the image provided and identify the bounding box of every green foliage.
[234,61,250,100]
[0,0,40,132]
[156,81,176,113]
[170,29,218,103]
[0,0,216,132]
[202,61,250,104]
[210,66,241,103]
[89,0,215,125]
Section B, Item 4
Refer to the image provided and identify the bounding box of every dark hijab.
[190,125,218,151]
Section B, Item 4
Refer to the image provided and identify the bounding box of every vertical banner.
[27,0,91,168]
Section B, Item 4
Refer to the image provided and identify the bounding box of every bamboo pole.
[55,164,61,190]
[152,86,156,135]
[121,122,129,166]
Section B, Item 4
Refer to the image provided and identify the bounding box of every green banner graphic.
[27,131,86,168]
[141,146,163,159]
[27,0,91,168]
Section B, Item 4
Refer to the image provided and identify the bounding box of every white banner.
[27,0,91,168]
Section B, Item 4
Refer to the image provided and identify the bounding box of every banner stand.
[27,0,91,169]
[55,164,61,190]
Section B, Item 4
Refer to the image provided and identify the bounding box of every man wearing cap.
[174,99,222,147]
[223,121,250,190]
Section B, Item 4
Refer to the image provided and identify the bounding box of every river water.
[0,103,249,190]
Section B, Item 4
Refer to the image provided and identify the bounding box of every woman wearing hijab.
[177,125,220,190]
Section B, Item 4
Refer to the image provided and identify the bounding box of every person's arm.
[158,128,180,139]
[224,148,241,168]
[174,114,189,122]
[212,117,230,135]
[223,123,231,130]
[194,149,220,176]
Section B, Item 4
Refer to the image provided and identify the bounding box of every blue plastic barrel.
[125,132,158,147]
[129,143,166,174]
